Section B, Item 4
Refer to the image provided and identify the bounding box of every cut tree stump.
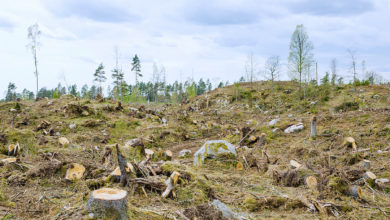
[343,137,357,150]
[349,185,362,198]
[145,149,154,159]
[65,163,85,181]
[164,150,173,160]
[58,137,70,146]
[8,143,20,156]
[162,171,180,198]
[305,176,318,189]
[86,188,128,220]
[362,160,371,170]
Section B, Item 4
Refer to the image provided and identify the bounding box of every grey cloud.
[184,1,258,25]
[45,0,139,22]
[288,0,374,16]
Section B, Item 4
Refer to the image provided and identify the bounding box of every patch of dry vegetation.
[0,81,390,219]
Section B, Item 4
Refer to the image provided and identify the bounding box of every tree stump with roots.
[86,188,128,219]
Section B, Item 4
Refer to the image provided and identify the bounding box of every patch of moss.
[335,101,359,112]
[327,175,349,195]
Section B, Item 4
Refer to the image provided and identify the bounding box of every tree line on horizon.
[2,24,387,102]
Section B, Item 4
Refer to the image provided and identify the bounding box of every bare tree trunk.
[310,116,317,140]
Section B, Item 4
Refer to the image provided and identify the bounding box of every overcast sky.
[0,0,389,97]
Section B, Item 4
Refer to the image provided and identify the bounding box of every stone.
[162,118,167,126]
[290,160,302,169]
[268,118,279,126]
[194,140,237,166]
[179,149,192,157]
[372,94,379,99]
[69,124,76,129]
[284,123,304,133]
[211,200,235,219]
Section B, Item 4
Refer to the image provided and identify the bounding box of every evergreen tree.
[131,54,142,85]
[93,63,106,97]
[197,78,206,95]
[321,72,330,85]
[112,67,124,101]
[81,84,89,98]
[5,82,17,101]
[69,84,79,97]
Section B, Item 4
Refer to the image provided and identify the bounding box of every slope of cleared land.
[0,81,390,219]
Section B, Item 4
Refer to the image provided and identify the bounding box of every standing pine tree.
[5,82,17,101]
[94,63,106,97]
[131,54,142,85]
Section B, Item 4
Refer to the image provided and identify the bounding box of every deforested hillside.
[1,81,390,219]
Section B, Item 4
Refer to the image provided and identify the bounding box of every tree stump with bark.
[86,188,128,220]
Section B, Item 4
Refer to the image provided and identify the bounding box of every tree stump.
[164,150,173,160]
[86,188,128,220]
[343,137,357,150]
[65,163,85,181]
[362,160,371,170]
[349,185,362,198]
[310,116,317,140]
[8,143,20,156]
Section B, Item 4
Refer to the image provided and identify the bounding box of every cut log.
[290,160,302,169]
[375,178,389,189]
[310,116,317,140]
[86,188,128,220]
[0,157,17,166]
[305,176,318,189]
[362,160,371,170]
[164,150,173,160]
[65,163,85,181]
[343,137,357,150]
[8,143,20,156]
[162,171,180,198]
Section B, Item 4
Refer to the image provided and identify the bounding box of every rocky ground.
[0,81,390,219]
